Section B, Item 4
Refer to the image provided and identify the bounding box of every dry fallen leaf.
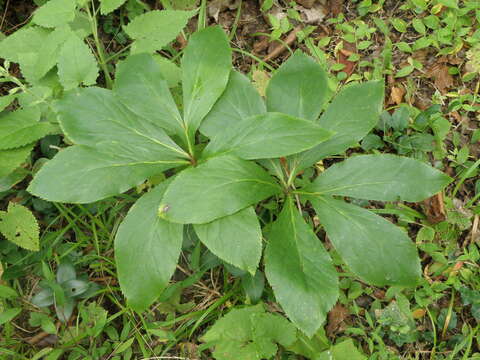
[423,192,446,224]
[428,63,454,94]
[326,303,349,336]
[390,86,405,105]
[338,42,357,76]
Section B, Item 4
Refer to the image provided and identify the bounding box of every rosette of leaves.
[28,26,452,336]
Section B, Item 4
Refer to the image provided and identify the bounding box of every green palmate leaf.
[114,54,184,136]
[56,87,188,161]
[0,145,33,178]
[309,196,421,287]
[182,26,231,139]
[304,154,452,202]
[159,155,281,224]
[57,34,99,90]
[0,108,56,150]
[115,180,183,311]
[202,113,334,160]
[266,51,330,121]
[200,71,266,138]
[194,207,262,274]
[28,146,186,203]
[0,203,39,251]
[265,197,338,336]
[124,10,195,54]
[202,304,297,360]
[32,0,76,28]
[100,0,127,14]
[293,81,384,173]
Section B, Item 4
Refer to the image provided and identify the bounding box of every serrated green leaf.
[159,156,281,224]
[309,196,421,287]
[194,207,262,274]
[115,180,183,311]
[0,168,29,192]
[303,154,452,202]
[319,339,366,360]
[0,108,56,150]
[32,0,76,28]
[114,53,184,135]
[200,71,266,138]
[0,145,33,178]
[30,87,189,203]
[265,197,338,336]
[203,112,333,160]
[202,304,297,360]
[292,81,384,173]
[100,0,127,14]
[0,27,51,83]
[28,146,187,203]
[57,34,99,90]
[182,26,231,139]
[56,87,188,160]
[34,26,72,82]
[0,203,39,251]
[203,113,333,159]
[124,10,195,54]
[266,51,330,121]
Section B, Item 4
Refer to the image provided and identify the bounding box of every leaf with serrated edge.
[202,304,297,360]
[100,0,127,14]
[32,0,76,28]
[0,203,39,251]
[202,112,334,160]
[159,155,281,224]
[57,34,99,90]
[266,51,330,121]
[28,146,188,203]
[124,10,195,54]
[115,180,183,311]
[114,53,184,136]
[0,108,56,150]
[265,197,338,336]
[302,154,452,202]
[56,87,189,161]
[309,196,421,287]
[200,71,266,138]
[0,145,33,178]
[194,207,262,274]
[293,80,384,173]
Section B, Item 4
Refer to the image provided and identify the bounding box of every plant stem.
[87,1,113,89]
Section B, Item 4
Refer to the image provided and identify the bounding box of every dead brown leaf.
[423,192,446,224]
[337,41,356,76]
[329,0,344,17]
[326,303,349,336]
[428,63,454,94]
[389,86,405,105]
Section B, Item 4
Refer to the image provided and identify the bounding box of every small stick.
[264,26,302,62]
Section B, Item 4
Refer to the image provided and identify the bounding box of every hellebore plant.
[28,26,451,336]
